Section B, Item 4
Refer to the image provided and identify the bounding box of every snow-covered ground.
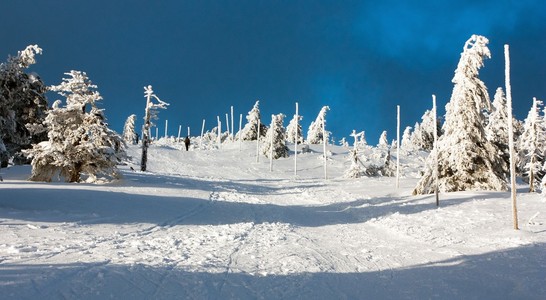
[1,141,545,299]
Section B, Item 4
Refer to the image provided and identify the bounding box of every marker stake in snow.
[231,106,234,141]
[177,125,181,141]
[256,119,260,163]
[239,113,243,151]
[165,119,168,138]
[225,113,230,141]
[200,119,205,149]
[270,115,274,172]
[294,102,299,177]
[505,44,518,230]
[217,116,221,147]
[433,95,439,206]
[323,115,327,180]
[396,105,400,189]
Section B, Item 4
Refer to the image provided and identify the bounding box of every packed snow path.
[1,142,545,299]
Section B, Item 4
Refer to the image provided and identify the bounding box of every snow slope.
[1,141,545,299]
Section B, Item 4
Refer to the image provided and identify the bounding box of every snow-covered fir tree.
[122,114,138,145]
[286,113,303,144]
[0,137,8,168]
[377,131,388,149]
[261,114,289,159]
[339,137,349,148]
[344,149,363,178]
[350,130,365,149]
[400,126,413,151]
[24,71,124,182]
[518,97,546,192]
[485,87,511,174]
[0,45,48,158]
[140,85,168,171]
[240,101,268,141]
[410,110,439,151]
[413,34,506,194]
[307,106,330,144]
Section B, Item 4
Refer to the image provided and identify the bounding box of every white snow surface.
[1,141,545,299]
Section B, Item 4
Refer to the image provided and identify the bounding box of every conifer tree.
[24,71,124,182]
[307,106,330,144]
[0,45,48,158]
[518,97,545,192]
[401,126,413,151]
[286,113,303,144]
[261,113,289,159]
[377,131,388,149]
[240,101,267,141]
[485,87,511,174]
[413,35,506,194]
[140,86,168,171]
[123,114,138,145]
[0,137,7,168]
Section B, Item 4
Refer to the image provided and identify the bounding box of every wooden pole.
[294,102,299,176]
[231,106,234,141]
[270,115,274,172]
[165,119,168,138]
[217,116,221,147]
[225,113,230,140]
[256,119,260,162]
[433,95,439,206]
[505,44,518,230]
[239,114,243,151]
[396,105,400,188]
[177,125,182,141]
[200,119,205,149]
[323,116,327,180]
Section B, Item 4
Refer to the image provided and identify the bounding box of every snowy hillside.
[1,142,545,299]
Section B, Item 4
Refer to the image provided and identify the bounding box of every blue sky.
[1,0,545,143]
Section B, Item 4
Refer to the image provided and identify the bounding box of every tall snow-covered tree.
[344,149,363,178]
[122,114,138,145]
[377,131,388,149]
[240,101,267,141]
[141,85,168,171]
[261,113,289,159]
[307,106,330,144]
[24,71,124,182]
[401,126,413,151]
[0,137,7,168]
[286,113,303,144]
[485,87,511,174]
[410,109,440,151]
[413,34,506,194]
[518,97,545,192]
[0,45,48,158]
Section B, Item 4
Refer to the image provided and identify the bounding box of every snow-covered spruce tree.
[411,109,440,151]
[413,34,506,194]
[141,85,168,171]
[401,126,413,151]
[24,71,125,182]
[240,100,268,141]
[518,98,545,192]
[0,45,48,158]
[0,137,8,168]
[307,106,330,144]
[485,87,511,174]
[286,113,303,144]
[344,149,363,178]
[122,114,138,145]
[377,131,388,149]
[261,114,289,159]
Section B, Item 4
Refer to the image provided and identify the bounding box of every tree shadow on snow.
[1,243,544,299]
[0,185,508,227]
